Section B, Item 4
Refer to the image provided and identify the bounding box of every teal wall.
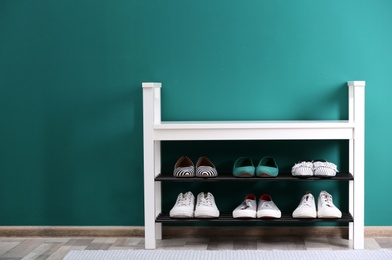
[1,1,391,226]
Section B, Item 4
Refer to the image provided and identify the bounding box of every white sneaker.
[291,161,313,176]
[169,191,195,218]
[257,194,281,218]
[317,191,342,218]
[232,194,257,218]
[194,192,220,218]
[313,161,338,177]
[292,192,317,218]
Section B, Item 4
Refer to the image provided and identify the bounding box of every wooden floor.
[0,237,392,260]
[0,236,392,259]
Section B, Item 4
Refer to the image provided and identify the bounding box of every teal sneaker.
[233,157,255,177]
[256,156,279,177]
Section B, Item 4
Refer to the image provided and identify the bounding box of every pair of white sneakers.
[292,160,338,177]
[292,191,342,218]
[169,191,220,218]
[232,194,281,219]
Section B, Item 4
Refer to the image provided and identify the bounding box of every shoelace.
[301,195,314,207]
[198,193,213,207]
[260,201,272,208]
[241,199,254,210]
[320,194,333,207]
[177,193,193,206]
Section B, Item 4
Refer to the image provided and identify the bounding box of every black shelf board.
[156,212,353,223]
[155,172,353,182]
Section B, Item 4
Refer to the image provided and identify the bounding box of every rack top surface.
[154,120,354,130]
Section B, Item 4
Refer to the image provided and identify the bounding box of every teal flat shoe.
[233,157,255,177]
[256,156,279,177]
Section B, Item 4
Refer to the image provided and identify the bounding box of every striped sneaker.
[196,156,218,178]
[173,156,195,177]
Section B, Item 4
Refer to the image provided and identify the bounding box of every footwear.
[173,156,194,177]
[257,194,281,218]
[292,192,317,218]
[256,156,279,177]
[291,160,339,177]
[196,156,218,178]
[169,191,195,218]
[232,194,257,218]
[291,161,313,177]
[317,191,342,218]
[313,160,338,177]
[233,157,255,177]
[194,192,220,218]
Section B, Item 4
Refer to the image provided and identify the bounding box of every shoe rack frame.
[142,81,365,249]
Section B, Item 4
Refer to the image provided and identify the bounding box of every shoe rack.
[142,81,365,249]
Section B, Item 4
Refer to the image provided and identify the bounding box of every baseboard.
[0,226,144,237]
[365,226,392,237]
[0,226,391,238]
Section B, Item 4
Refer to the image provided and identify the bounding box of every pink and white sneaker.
[292,192,317,218]
[232,194,257,218]
[256,194,281,218]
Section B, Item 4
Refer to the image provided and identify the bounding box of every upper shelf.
[153,120,355,140]
[143,81,365,141]
[156,172,353,181]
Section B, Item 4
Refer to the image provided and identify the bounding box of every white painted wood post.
[142,82,162,249]
[348,81,366,249]
[348,83,354,240]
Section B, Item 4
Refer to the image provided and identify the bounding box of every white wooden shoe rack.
[142,81,365,249]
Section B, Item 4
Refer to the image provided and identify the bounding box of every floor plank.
[0,236,389,259]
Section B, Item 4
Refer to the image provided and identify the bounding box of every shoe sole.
[256,172,277,177]
[314,168,336,177]
[257,210,281,218]
[169,213,194,218]
[169,210,194,218]
[318,215,342,218]
[195,210,219,218]
[318,212,342,218]
[314,173,336,177]
[292,212,317,218]
[292,173,313,177]
[292,169,313,176]
[234,172,254,177]
[233,210,256,218]
[195,214,219,218]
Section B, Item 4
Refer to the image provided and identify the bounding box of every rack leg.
[144,142,156,249]
[348,137,354,241]
[352,82,365,249]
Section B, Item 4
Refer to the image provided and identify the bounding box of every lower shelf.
[156,212,353,223]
